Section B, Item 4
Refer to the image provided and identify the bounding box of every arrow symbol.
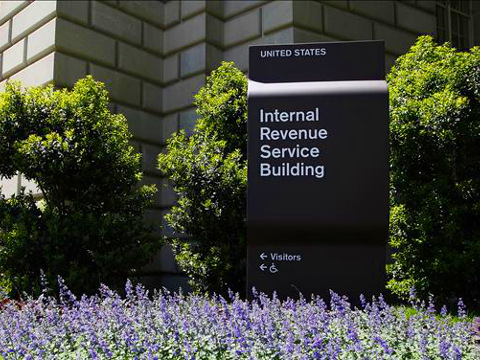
[260,253,267,260]
[259,264,267,271]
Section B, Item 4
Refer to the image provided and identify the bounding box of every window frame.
[436,0,473,50]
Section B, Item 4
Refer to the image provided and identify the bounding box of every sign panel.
[247,41,389,300]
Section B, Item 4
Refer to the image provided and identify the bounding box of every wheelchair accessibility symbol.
[269,263,279,274]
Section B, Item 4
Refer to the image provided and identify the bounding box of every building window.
[436,0,472,50]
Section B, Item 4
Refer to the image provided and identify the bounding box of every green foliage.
[194,62,248,157]
[387,36,480,307]
[158,62,247,295]
[0,76,160,297]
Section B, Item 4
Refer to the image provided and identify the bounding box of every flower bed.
[0,280,478,359]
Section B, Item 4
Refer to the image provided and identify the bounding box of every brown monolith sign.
[247,41,389,300]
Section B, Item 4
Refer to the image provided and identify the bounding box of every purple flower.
[457,298,467,319]
[0,281,478,358]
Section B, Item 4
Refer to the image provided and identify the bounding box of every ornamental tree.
[0,76,160,297]
[387,36,480,307]
[158,62,247,295]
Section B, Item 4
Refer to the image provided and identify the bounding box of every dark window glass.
[438,6,446,28]
[451,0,461,11]
[462,15,470,38]
[436,5,447,43]
[452,12,459,33]
[438,28,446,42]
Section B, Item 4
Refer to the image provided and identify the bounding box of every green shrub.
[0,76,160,297]
[158,62,247,295]
[387,36,480,307]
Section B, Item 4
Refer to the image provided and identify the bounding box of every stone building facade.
[0,0,479,289]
